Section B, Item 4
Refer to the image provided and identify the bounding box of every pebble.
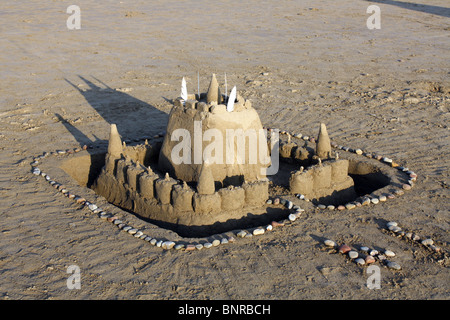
[371,198,379,204]
[360,246,370,252]
[324,239,336,247]
[88,204,98,211]
[203,242,213,249]
[337,205,346,211]
[383,157,393,163]
[379,195,387,202]
[327,205,335,210]
[386,261,401,270]
[156,240,163,247]
[266,199,272,205]
[195,243,203,250]
[365,256,376,264]
[286,200,293,209]
[361,197,371,206]
[128,228,138,235]
[237,230,247,238]
[32,168,41,175]
[266,224,273,231]
[122,226,132,232]
[384,250,396,257]
[412,234,421,241]
[387,193,396,199]
[144,236,152,242]
[253,228,265,236]
[150,238,157,245]
[338,244,351,254]
[348,251,359,259]
[273,198,280,205]
[345,203,356,210]
[174,244,185,250]
[355,258,365,265]
[421,238,433,246]
[386,221,398,228]
[318,204,326,209]
[134,231,143,238]
[369,249,379,256]
[271,221,284,228]
[162,241,175,250]
[355,149,363,155]
[391,226,402,233]
[402,184,411,190]
[221,238,229,244]
[288,214,297,222]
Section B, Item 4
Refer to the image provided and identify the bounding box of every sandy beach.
[0,0,449,300]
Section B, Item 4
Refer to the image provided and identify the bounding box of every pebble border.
[29,127,418,252]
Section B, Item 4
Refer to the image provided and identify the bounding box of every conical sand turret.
[105,124,123,173]
[206,73,222,104]
[316,123,332,159]
[108,124,123,157]
[197,161,215,195]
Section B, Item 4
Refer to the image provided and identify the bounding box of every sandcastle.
[89,74,369,237]
[29,74,425,253]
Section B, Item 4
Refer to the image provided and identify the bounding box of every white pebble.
[162,241,175,250]
[348,251,359,259]
[324,240,336,247]
[370,249,379,256]
[355,258,365,265]
[203,242,213,248]
[288,213,297,222]
[386,221,398,228]
[253,228,265,236]
[286,200,293,209]
[237,230,247,238]
[384,250,396,257]
[88,204,98,211]
[266,224,273,231]
[421,238,433,246]
[371,198,379,204]
[360,246,370,252]
[212,239,221,247]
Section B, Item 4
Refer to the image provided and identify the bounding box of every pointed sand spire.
[316,123,332,159]
[197,160,215,195]
[206,73,222,104]
[107,124,123,158]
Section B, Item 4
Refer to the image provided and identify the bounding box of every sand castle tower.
[158,74,270,188]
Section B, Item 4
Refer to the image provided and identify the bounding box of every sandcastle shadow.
[64,75,168,145]
[364,0,450,18]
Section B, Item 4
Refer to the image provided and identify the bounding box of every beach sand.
[0,0,449,300]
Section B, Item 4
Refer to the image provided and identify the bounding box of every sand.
[0,0,449,300]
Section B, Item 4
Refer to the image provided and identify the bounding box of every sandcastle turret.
[316,123,332,160]
[105,124,123,173]
[206,73,222,104]
[197,161,215,195]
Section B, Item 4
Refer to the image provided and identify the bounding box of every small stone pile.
[323,239,402,270]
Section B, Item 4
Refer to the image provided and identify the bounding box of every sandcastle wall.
[94,143,269,229]
[289,159,356,204]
